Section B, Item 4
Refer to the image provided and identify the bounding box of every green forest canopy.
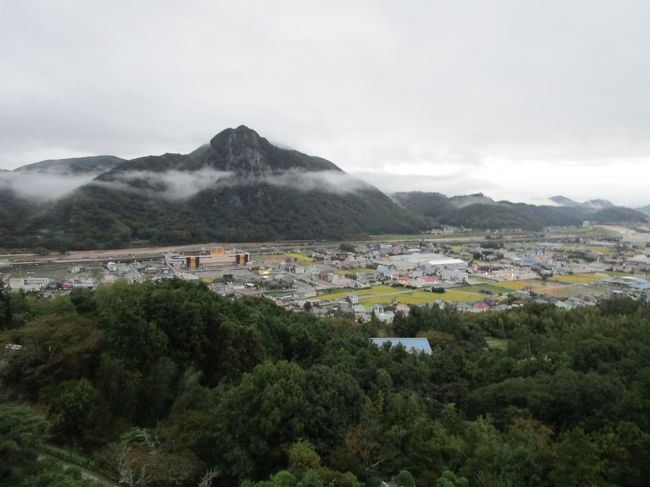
[1,279,650,486]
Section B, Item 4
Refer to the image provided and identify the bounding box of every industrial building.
[165,247,251,270]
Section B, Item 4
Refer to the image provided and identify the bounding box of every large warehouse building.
[165,247,251,270]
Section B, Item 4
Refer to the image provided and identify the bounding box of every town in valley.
[4,223,649,329]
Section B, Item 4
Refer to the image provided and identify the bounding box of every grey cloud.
[262,170,371,194]
[353,171,498,198]
[1,1,650,204]
[0,171,101,200]
[98,169,233,199]
[95,169,370,200]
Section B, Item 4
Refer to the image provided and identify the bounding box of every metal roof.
[371,337,432,354]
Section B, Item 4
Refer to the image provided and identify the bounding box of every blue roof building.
[371,337,432,354]
[622,276,650,289]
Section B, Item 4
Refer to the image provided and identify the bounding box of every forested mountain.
[394,191,648,230]
[549,195,616,210]
[0,126,423,250]
[0,156,127,246]
[2,279,650,486]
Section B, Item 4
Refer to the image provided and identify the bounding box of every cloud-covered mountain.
[1,127,647,251]
[2,126,423,249]
[0,155,125,201]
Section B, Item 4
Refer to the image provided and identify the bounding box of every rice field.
[462,283,513,294]
[359,288,485,307]
[317,284,486,306]
[541,284,606,299]
[551,273,607,284]
[284,252,315,263]
[606,271,634,277]
[493,279,542,290]
[254,254,286,264]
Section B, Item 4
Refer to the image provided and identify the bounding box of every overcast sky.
[1,1,649,206]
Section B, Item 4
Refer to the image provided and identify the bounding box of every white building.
[9,277,51,292]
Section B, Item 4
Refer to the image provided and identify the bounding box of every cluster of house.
[2,238,648,321]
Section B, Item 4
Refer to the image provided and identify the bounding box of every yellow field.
[284,252,314,263]
[551,273,607,284]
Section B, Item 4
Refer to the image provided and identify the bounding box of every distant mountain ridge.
[13,155,125,175]
[394,191,648,231]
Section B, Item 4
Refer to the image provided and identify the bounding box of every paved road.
[38,451,119,487]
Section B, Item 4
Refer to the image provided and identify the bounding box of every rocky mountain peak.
[208,125,272,175]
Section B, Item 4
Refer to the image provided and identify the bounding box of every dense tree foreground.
[1,279,649,486]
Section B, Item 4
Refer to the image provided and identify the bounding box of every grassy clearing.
[551,273,607,284]
[485,337,508,351]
